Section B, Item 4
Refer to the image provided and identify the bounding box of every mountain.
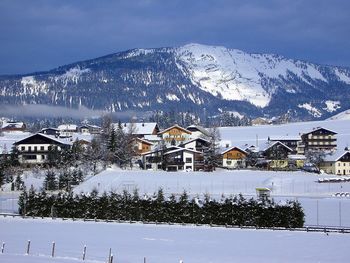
[1,43,350,120]
[328,108,350,121]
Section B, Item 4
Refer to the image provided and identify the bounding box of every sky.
[0,0,349,75]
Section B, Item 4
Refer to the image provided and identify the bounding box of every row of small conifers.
[18,188,305,228]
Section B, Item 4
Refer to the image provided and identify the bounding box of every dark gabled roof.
[303,127,337,136]
[14,133,72,146]
[262,141,293,153]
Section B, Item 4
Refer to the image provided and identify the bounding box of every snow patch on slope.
[166,94,180,101]
[21,76,48,95]
[54,67,90,86]
[298,103,322,117]
[334,68,350,84]
[175,43,327,108]
[323,100,341,113]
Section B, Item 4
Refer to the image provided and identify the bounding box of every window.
[28,146,32,152]
[40,146,44,151]
[34,146,37,151]
[21,146,25,151]
[185,157,192,163]
[24,155,36,160]
[227,161,232,165]
[41,155,45,160]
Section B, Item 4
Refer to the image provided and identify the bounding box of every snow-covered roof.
[260,141,293,152]
[302,127,337,135]
[1,121,25,129]
[117,122,158,135]
[144,135,162,141]
[158,124,192,135]
[136,138,153,145]
[164,148,203,155]
[180,137,210,146]
[57,124,78,131]
[269,136,301,141]
[221,146,247,155]
[288,154,306,160]
[14,133,72,146]
[186,125,209,136]
[324,151,350,162]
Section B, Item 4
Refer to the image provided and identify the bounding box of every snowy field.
[1,217,350,263]
[2,168,350,227]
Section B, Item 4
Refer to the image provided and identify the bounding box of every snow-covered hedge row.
[18,188,305,228]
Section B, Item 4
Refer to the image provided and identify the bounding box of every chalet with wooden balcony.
[221,146,247,169]
[14,133,71,165]
[300,127,337,153]
[158,125,192,146]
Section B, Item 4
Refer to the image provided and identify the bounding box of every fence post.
[108,248,112,263]
[26,240,31,254]
[51,241,55,257]
[110,254,114,263]
[144,256,146,263]
[1,242,5,253]
[82,245,87,260]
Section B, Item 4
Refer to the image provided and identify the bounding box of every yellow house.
[158,125,192,146]
[288,154,306,168]
[320,151,350,175]
[221,146,247,169]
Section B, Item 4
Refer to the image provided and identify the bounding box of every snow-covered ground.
[2,167,350,227]
[0,217,349,263]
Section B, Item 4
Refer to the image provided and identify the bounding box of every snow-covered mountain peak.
[175,43,330,108]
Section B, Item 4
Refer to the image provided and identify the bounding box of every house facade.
[320,151,350,175]
[300,127,337,153]
[133,138,153,155]
[268,136,301,154]
[221,147,247,169]
[142,146,204,171]
[14,133,71,165]
[262,141,293,169]
[158,125,192,146]
[58,124,78,138]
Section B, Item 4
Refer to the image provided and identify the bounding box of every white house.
[58,124,78,138]
[14,133,72,165]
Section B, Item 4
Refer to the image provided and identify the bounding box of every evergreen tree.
[18,186,27,215]
[43,170,58,191]
[203,126,221,171]
[14,174,24,190]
